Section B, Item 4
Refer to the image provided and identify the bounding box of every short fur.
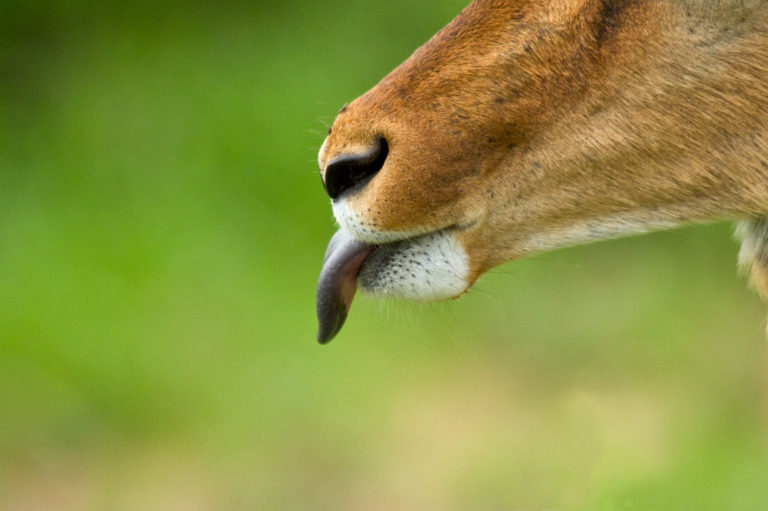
[319,1,768,307]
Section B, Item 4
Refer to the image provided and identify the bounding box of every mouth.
[315,229,378,344]
[315,227,470,344]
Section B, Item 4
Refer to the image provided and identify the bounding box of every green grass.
[1,1,767,509]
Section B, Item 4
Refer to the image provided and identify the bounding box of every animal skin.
[315,0,768,343]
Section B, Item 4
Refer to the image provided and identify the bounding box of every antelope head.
[316,0,768,343]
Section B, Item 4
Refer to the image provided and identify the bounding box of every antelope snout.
[322,136,388,200]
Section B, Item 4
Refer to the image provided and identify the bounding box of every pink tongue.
[316,230,375,344]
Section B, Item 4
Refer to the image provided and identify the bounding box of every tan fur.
[320,1,768,296]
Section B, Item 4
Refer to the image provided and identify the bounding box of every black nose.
[322,136,388,199]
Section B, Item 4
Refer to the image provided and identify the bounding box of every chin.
[357,229,470,301]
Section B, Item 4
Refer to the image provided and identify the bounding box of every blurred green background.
[1,1,767,510]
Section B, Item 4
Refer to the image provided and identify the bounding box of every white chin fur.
[332,198,470,300]
[357,230,469,301]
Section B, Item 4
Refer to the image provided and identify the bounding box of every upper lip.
[341,219,477,246]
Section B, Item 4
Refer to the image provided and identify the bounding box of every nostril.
[323,136,388,199]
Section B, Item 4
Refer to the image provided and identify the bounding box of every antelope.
[315,0,768,343]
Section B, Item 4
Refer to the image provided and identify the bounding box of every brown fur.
[320,0,768,295]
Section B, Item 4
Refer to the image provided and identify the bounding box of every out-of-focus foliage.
[1,1,766,509]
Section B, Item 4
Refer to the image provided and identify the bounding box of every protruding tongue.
[316,229,376,344]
